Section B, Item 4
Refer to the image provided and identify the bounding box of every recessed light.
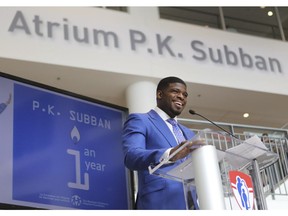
[243,113,249,118]
[268,11,273,16]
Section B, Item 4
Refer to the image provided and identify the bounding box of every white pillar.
[125,81,157,114]
[125,81,157,205]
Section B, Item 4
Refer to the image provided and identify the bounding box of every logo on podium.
[229,170,254,210]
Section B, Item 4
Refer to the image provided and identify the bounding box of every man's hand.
[169,139,205,162]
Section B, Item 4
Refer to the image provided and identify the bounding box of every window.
[159,7,288,41]
[159,7,221,29]
[223,7,281,40]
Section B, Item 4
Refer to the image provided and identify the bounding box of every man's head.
[156,76,188,118]
[262,133,269,142]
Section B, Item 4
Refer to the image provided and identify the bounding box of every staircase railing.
[178,118,288,198]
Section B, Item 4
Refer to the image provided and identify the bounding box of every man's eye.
[172,90,180,94]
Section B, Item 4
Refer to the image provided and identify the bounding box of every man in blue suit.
[122,77,199,210]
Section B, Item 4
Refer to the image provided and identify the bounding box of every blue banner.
[13,83,129,209]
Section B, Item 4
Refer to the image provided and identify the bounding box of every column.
[125,81,157,114]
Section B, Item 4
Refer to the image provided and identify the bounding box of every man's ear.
[156,90,162,99]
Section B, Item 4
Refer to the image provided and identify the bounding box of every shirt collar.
[154,106,178,122]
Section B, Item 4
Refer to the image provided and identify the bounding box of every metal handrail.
[178,118,288,199]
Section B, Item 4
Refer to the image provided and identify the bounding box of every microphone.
[189,109,238,139]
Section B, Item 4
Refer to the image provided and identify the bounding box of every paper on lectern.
[225,135,268,170]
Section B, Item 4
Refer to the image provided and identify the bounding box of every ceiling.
[1,57,288,131]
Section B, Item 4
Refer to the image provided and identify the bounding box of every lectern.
[148,129,278,210]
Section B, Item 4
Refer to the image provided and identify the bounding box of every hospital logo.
[71,195,82,207]
[229,170,254,210]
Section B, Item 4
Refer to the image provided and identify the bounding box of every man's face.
[157,82,188,118]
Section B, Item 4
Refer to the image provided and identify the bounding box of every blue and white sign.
[229,170,254,210]
[0,74,131,209]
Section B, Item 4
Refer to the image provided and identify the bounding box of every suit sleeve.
[122,114,168,171]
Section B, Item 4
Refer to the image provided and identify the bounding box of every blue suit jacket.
[122,109,197,209]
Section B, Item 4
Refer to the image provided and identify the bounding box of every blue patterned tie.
[167,118,186,144]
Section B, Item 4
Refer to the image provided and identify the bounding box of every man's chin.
[173,110,183,116]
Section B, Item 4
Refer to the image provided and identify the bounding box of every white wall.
[266,180,288,210]
[0,7,288,95]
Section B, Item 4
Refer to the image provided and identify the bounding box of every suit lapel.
[147,110,178,147]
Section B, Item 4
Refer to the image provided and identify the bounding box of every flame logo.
[71,126,80,144]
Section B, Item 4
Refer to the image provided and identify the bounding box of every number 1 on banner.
[67,149,89,190]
